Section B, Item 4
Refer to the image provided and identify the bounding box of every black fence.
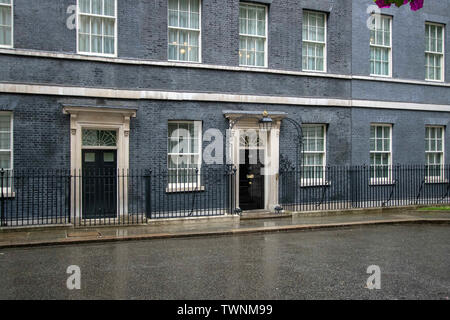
[0,167,237,228]
[0,169,71,227]
[2,165,450,228]
[279,165,450,211]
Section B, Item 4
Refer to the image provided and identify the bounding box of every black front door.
[239,149,265,210]
[82,150,117,219]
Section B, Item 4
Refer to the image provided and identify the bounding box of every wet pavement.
[0,209,450,248]
[0,224,448,299]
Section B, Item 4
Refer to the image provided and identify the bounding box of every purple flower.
[374,0,424,10]
[409,0,424,11]
[375,0,392,8]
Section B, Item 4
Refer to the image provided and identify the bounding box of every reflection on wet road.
[0,224,448,299]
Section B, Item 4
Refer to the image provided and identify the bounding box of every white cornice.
[0,82,449,112]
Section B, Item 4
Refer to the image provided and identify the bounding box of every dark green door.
[239,149,265,211]
[82,150,117,219]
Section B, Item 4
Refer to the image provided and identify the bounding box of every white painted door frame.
[225,112,285,212]
[63,105,136,221]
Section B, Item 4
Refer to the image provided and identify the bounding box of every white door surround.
[224,111,286,212]
[63,105,137,219]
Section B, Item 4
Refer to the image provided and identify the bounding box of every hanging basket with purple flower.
[374,0,424,11]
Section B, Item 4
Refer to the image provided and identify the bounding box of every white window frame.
[76,0,118,57]
[425,22,445,82]
[370,14,392,78]
[425,125,446,182]
[0,111,13,196]
[239,2,268,68]
[0,0,13,48]
[370,124,393,185]
[167,0,202,63]
[302,10,327,73]
[301,124,327,186]
[167,120,203,191]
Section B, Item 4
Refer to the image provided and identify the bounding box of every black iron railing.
[2,165,450,228]
[279,164,450,211]
[0,167,237,228]
[0,169,71,227]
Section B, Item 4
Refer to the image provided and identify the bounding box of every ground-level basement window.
[167,121,202,188]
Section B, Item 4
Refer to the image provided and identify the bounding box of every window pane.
[169,9,178,27]
[257,18,265,36]
[0,152,10,169]
[0,115,11,131]
[0,132,10,149]
[190,12,199,29]
[79,0,90,14]
[104,0,115,16]
[79,34,90,52]
[103,18,114,36]
[179,11,188,28]
[168,0,178,10]
[104,37,114,54]
[180,0,189,11]
[92,0,102,15]
[0,6,11,25]
[79,15,90,33]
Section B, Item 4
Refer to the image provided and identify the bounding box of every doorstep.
[146,214,240,226]
[241,210,292,220]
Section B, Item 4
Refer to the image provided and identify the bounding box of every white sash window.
[77,0,117,56]
[168,0,201,63]
[425,23,444,81]
[239,2,267,67]
[0,0,13,48]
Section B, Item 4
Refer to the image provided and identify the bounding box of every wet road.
[0,224,449,299]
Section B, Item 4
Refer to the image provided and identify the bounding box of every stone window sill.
[166,186,206,193]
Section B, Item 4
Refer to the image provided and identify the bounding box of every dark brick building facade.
[0,0,449,217]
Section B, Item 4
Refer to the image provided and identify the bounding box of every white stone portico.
[224,110,287,212]
[62,104,137,219]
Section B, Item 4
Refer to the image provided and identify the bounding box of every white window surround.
[302,10,327,73]
[168,0,202,63]
[0,111,13,196]
[425,22,445,82]
[370,123,393,185]
[425,125,446,182]
[0,0,13,48]
[370,14,392,78]
[76,0,117,57]
[167,120,203,191]
[301,124,327,186]
[239,2,268,68]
